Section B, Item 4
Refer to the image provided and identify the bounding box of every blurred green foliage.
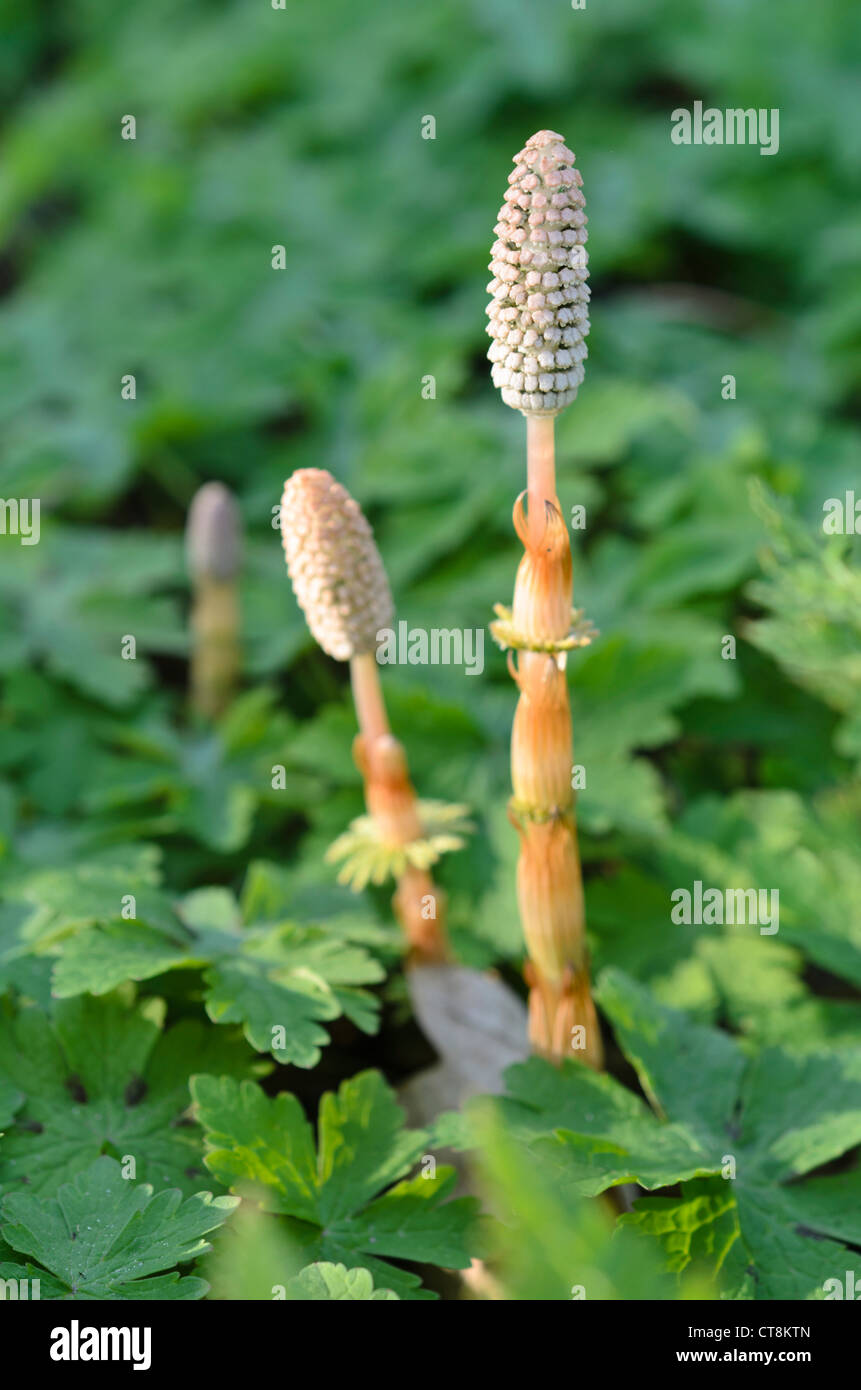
[0,0,858,1300]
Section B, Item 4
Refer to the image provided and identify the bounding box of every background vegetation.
[0,0,859,1300]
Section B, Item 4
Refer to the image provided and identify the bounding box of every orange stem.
[512,414,602,1067]
[350,651,390,742]
[527,414,558,543]
[349,652,449,962]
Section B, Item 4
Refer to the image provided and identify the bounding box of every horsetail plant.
[186,481,242,719]
[280,468,470,964]
[487,131,603,1068]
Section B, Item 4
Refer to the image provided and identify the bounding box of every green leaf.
[82,693,308,852]
[285,1261,398,1301]
[621,1179,740,1281]
[570,634,738,836]
[497,1053,716,1196]
[193,1069,481,1300]
[0,531,184,708]
[0,902,54,1006]
[0,992,256,1198]
[0,1078,23,1131]
[778,1165,861,1246]
[596,964,746,1140]
[45,873,384,1068]
[51,922,196,997]
[745,485,861,760]
[557,378,696,466]
[490,970,861,1299]
[6,846,185,948]
[0,1155,237,1299]
[473,1106,686,1300]
[203,956,339,1071]
[240,859,401,951]
[665,788,861,991]
[589,837,861,1051]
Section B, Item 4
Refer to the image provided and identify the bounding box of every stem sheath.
[511,414,602,1067]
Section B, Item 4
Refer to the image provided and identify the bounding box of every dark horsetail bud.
[186,482,242,582]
